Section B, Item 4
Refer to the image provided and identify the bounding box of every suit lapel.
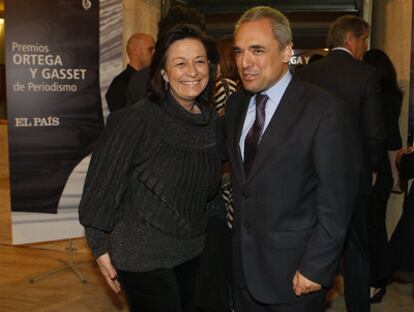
[228,92,251,185]
[245,77,305,184]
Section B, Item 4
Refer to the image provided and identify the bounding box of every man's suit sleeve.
[361,69,386,171]
[105,76,122,112]
[299,97,353,287]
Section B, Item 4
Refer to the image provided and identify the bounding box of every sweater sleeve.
[79,106,146,256]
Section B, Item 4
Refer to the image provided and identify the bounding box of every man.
[126,5,207,106]
[105,32,154,112]
[296,15,386,312]
[223,6,354,311]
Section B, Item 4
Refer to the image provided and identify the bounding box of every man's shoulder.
[326,51,377,75]
[112,66,135,82]
[226,89,249,109]
[228,88,248,100]
[296,52,377,91]
[293,76,333,97]
[290,77,344,112]
[129,67,151,85]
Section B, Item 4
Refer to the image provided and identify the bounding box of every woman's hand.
[96,252,121,293]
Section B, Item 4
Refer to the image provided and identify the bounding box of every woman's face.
[162,38,209,109]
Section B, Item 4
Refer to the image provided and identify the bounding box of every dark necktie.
[244,94,269,175]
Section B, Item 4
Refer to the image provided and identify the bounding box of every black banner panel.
[5,0,104,213]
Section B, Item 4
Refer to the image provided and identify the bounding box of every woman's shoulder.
[103,99,163,138]
[128,97,161,114]
[110,98,160,121]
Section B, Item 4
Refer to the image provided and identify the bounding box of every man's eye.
[252,49,264,55]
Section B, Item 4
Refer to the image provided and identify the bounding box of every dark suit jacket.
[224,77,354,304]
[105,65,136,112]
[126,67,150,106]
[296,50,386,189]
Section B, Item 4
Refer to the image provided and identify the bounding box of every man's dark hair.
[147,24,218,107]
[326,15,369,49]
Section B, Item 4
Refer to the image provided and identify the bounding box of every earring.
[165,80,169,90]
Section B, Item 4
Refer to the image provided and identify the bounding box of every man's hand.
[292,271,321,296]
[396,146,414,165]
[96,252,121,293]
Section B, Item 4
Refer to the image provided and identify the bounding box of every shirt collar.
[331,47,354,57]
[260,69,292,104]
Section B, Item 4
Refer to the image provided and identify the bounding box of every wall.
[371,0,412,235]
[0,18,4,63]
[122,0,160,65]
[372,0,412,144]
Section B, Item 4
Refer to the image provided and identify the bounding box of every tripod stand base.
[29,259,87,283]
[28,239,89,284]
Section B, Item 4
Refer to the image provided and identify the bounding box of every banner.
[5,0,103,214]
[290,48,327,71]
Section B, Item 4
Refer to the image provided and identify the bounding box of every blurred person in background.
[296,15,387,312]
[362,48,403,303]
[387,147,414,279]
[106,33,155,112]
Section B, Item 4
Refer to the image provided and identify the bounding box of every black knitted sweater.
[79,95,223,271]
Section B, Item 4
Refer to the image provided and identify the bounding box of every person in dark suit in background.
[223,6,354,311]
[362,48,403,303]
[126,5,207,106]
[388,147,414,276]
[296,15,387,312]
[105,33,155,112]
[307,53,324,64]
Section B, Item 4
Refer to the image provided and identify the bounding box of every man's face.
[233,18,292,93]
[138,37,155,67]
[345,30,368,60]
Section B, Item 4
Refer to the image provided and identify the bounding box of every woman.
[363,49,403,303]
[79,24,222,312]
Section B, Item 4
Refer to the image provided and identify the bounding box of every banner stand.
[29,238,89,283]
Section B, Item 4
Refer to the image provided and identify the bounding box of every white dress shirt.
[239,70,292,160]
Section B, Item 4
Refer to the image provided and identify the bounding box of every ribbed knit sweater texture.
[79,95,223,271]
